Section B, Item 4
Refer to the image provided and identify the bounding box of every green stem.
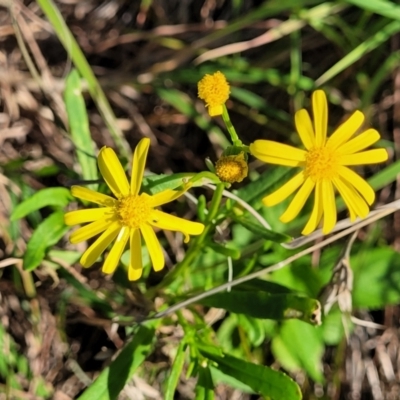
[222,105,242,147]
[154,183,225,291]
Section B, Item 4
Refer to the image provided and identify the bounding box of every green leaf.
[200,289,321,325]
[165,340,187,400]
[64,69,98,189]
[156,88,195,116]
[201,350,302,400]
[23,211,69,271]
[10,188,72,220]
[272,320,324,382]
[236,167,295,204]
[77,324,156,400]
[234,216,292,243]
[195,366,215,400]
[352,246,400,309]
[316,20,400,85]
[206,242,241,260]
[345,0,400,21]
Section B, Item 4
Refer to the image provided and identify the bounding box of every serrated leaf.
[64,69,98,189]
[11,188,72,220]
[23,211,69,271]
[202,350,302,400]
[201,290,321,325]
[234,216,291,243]
[77,324,156,400]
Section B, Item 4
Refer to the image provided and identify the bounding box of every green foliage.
[23,210,69,271]
[64,69,99,190]
[5,0,400,398]
[77,324,156,400]
[201,350,303,400]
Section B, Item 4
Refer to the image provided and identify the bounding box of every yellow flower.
[198,71,230,117]
[215,152,248,183]
[250,90,388,235]
[64,138,205,280]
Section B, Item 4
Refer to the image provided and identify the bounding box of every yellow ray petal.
[69,215,118,243]
[131,138,150,196]
[263,171,306,206]
[337,166,375,205]
[80,221,121,267]
[98,147,130,198]
[340,149,388,165]
[337,129,381,155]
[312,90,328,147]
[321,180,336,234]
[302,182,324,235]
[140,224,164,272]
[129,228,143,281]
[280,178,315,223]
[250,140,306,165]
[64,208,112,226]
[294,109,315,150]
[129,267,143,281]
[333,177,369,220]
[149,210,205,242]
[102,226,129,274]
[71,186,116,206]
[326,110,365,150]
[150,189,186,207]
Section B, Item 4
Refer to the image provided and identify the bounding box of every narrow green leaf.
[36,0,129,159]
[165,341,187,400]
[156,88,195,116]
[345,0,400,21]
[23,211,69,271]
[200,290,321,325]
[234,216,292,243]
[11,188,72,220]
[316,20,400,85]
[77,324,156,400]
[201,351,302,400]
[195,366,215,400]
[206,242,241,260]
[64,69,98,189]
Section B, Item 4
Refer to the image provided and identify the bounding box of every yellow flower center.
[198,71,230,116]
[304,146,340,181]
[215,153,248,183]
[116,194,152,229]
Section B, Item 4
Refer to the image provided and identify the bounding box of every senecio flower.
[250,90,388,235]
[215,152,248,183]
[198,71,230,117]
[64,138,204,280]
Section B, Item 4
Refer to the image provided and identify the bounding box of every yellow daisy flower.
[250,90,388,235]
[198,71,230,117]
[64,138,205,280]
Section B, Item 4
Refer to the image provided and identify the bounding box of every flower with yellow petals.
[64,138,205,280]
[198,71,230,117]
[250,90,388,235]
[215,152,248,183]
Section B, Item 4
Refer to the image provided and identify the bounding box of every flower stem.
[222,105,242,147]
[154,183,225,290]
